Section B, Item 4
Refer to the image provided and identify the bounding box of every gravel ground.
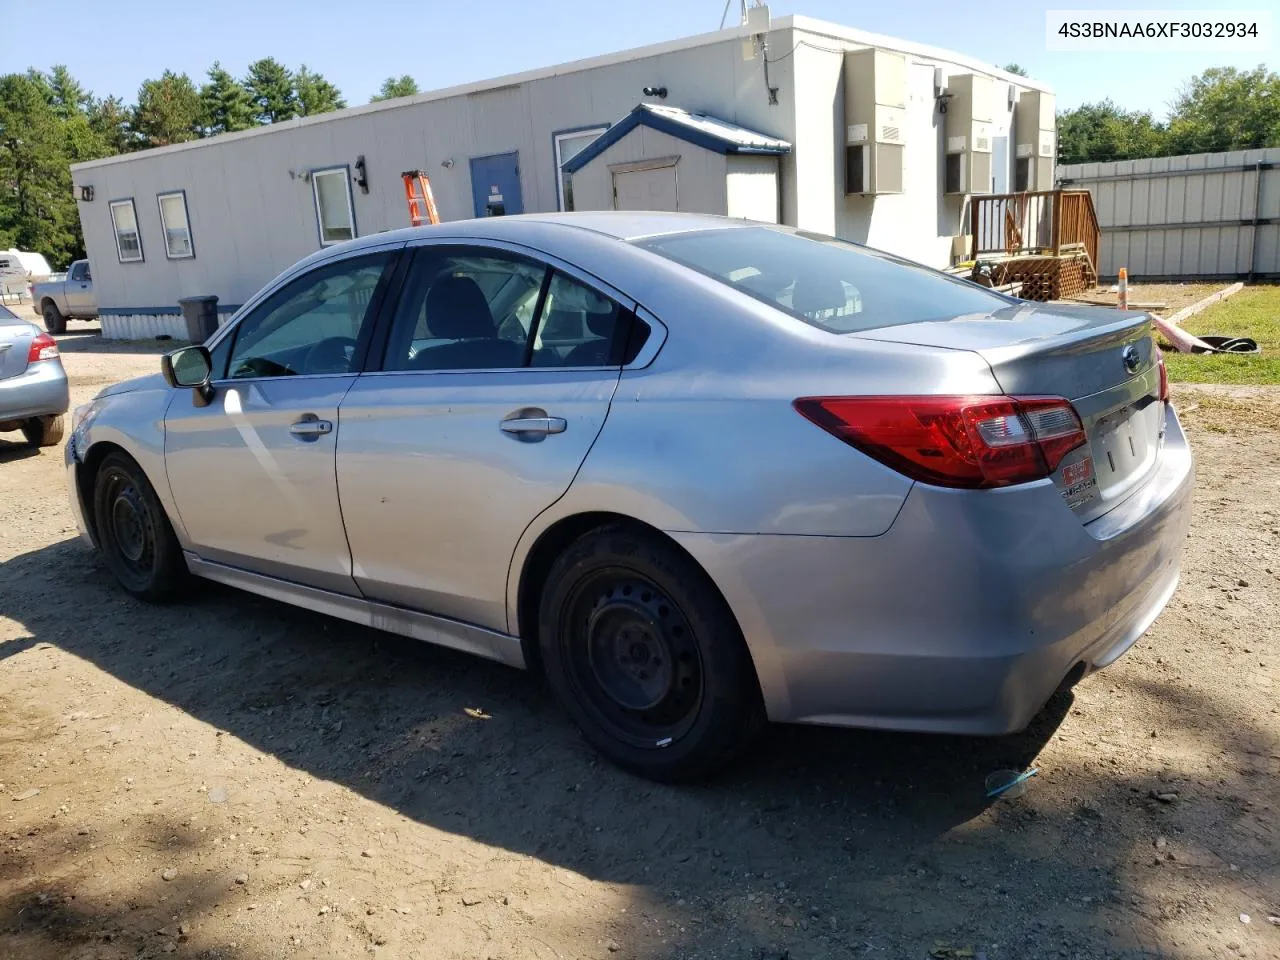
[1,339,1278,960]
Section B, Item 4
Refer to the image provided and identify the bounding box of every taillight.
[27,332,59,363]
[1157,349,1169,402]
[794,395,1087,489]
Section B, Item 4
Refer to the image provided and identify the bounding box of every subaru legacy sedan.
[67,213,1193,781]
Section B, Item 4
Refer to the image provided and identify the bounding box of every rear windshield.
[636,226,1010,334]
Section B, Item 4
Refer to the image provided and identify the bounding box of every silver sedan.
[66,213,1194,781]
[1,303,69,447]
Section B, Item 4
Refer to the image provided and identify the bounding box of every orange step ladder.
[401,170,441,227]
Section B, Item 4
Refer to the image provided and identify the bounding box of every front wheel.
[538,524,764,782]
[92,452,187,601]
[42,301,66,335]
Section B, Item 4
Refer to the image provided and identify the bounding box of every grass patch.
[1175,389,1280,435]
[1163,285,1280,385]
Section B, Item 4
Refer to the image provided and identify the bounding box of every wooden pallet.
[987,252,1095,302]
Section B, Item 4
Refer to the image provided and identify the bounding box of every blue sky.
[4,0,1273,118]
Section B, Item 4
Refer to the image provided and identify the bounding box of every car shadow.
[54,330,176,355]
[0,437,40,464]
[22,537,1265,957]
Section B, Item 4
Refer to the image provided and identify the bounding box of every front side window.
[69,262,87,281]
[222,252,392,380]
[554,126,607,211]
[157,191,194,259]
[312,167,356,246]
[637,226,1011,335]
[109,199,143,263]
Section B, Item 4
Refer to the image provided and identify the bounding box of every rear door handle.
[500,416,567,438]
[289,414,333,441]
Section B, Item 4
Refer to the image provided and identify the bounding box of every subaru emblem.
[1121,344,1141,374]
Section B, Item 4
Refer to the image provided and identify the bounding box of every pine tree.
[295,65,346,116]
[88,95,135,153]
[133,71,203,146]
[200,62,255,135]
[48,64,90,118]
[371,75,419,102]
[245,57,297,124]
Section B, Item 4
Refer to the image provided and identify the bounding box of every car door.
[164,247,399,594]
[336,242,636,631]
[65,262,93,316]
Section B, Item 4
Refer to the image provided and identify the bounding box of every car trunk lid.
[856,302,1163,522]
[0,317,35,381]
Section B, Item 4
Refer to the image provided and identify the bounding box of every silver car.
[1,303,69,447]
[67,213,1194,781]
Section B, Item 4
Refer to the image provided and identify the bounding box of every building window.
[157,191,194,259]
[109,199,143,263]
[553,126,608,211]
[312,167,356,246]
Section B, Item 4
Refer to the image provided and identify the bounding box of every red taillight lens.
[1157,349,1169,402]
[794,395,1087,489]
[27,332,59,363]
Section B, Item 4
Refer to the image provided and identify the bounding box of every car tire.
[22,414,65,447]
[538,523,764,782]
[91,452,187,602]
[42,301,66,335]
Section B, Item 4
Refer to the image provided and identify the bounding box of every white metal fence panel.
[1058,148,1280,280]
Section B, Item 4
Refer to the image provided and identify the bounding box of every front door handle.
[499,415,567,439]
[289,414,333,441]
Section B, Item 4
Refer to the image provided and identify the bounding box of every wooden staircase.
[966,190,1101,301]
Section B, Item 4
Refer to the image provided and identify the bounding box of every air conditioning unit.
[843,48,907,195]
[943,73,994,195]
[1014,89,1056,191]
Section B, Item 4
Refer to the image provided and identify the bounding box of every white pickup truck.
[31,260,96,334]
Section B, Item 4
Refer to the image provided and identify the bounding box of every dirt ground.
[1063,284,1225,315]
[1,333,1278,960]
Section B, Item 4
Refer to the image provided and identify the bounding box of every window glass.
[383,250,544,371]
[637,226,1011,335]
[158,192,193,259]
[554,127,606,211]
[530,271,622,368]
[110,200,142,263]
[313,168,355,246]
[69,262,85,281]
[224,253,390,379]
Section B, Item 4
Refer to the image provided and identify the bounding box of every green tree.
[1002,63,1029,77]
[1056,99,1169,164]
[200,62,255,135]
[245,57,297,124]
[133,70,202,146]
[0,73,83,265]
[295,65,346,116]
[47,64,90,118]
[371,75,419,102]
[88,94,135,153]
[1166,65,1280,155]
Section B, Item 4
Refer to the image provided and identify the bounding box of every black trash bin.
[178,295,220,343]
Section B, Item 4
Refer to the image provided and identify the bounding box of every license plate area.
[1088,400,1159,499]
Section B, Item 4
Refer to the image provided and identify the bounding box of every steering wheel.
[304,336,357,375]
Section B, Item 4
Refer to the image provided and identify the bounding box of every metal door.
[469,152,524,217]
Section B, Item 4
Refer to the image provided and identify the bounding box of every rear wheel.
[41,301,66,335]
[92,452,186,601]
[22,415,65,447]
[538,524,763,782]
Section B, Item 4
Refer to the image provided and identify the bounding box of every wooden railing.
[969,190,1100,272]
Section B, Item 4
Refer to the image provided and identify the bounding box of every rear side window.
[637,226,1010,334]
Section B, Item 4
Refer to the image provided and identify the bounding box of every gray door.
[65,261,93,316]
[164,250,396,593]
[336,244,625,631]
[613,162,678,211]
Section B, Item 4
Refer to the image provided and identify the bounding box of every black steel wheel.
[92,452,186,601]
[42,301,66,335]
[539,524,764,782]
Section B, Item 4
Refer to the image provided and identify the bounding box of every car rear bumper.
[672,403,1195,735]
[0,359,70,425]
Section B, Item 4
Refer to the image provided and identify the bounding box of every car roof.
[332,211,752,254]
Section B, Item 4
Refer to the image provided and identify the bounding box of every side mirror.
[161,345,215,406]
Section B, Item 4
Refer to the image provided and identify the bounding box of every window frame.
[311,165,358,248]
[209,248,400,383]
[368,239,664,376]
[551,124,609,212]
[109,198,144,264]
[156,189,195,260]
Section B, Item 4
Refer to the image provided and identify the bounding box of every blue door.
[469,152,524,218]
